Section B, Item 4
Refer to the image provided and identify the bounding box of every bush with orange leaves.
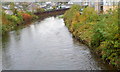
[22,13,32,23]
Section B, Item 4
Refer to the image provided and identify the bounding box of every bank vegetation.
[64,5,120,69]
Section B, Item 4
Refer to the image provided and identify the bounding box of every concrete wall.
[103,5,118,13]
[34,8,69,19]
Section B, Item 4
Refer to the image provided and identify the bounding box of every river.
[2,16,113,70]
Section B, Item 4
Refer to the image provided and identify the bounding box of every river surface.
[2,16,112,70]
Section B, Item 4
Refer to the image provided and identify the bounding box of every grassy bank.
[64,5,120,69]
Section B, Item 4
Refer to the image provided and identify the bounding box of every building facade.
[69,0,120,13]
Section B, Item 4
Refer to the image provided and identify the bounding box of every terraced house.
[95,0,119,13]
[69,0,120,13]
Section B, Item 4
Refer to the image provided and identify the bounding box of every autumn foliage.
[22,13,32,22]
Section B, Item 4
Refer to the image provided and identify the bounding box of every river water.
[2,16,112,70]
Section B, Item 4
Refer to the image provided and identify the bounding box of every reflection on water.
[2,16,113,70]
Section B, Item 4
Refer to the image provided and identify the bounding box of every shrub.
[92,8,120,67]
[64,5,120,68]
[36,8,45,12]
[2,5,38,34]
[82,7,99,22]
[11,15,21,24]
[22,13,32,22]
[64,5,82,28]
[16,12,24,24]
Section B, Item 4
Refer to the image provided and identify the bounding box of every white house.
[5,10,13,15]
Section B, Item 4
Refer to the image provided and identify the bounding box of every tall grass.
[64,5,120,68]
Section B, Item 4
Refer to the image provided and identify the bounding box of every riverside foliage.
[2,9,39,34]
[64,5,120,68]
[2,12,38,34]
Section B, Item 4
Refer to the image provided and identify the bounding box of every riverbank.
[1,11,39,34]
[64,5,120,69]
[1,8,67,35]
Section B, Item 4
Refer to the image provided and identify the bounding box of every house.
[102,0,119,13]
[2,6,13,15]
[27,3,40,12]
[4,10,13,15]
[68,0,119,13]
[89,0,119,13]
[2,6,10,10]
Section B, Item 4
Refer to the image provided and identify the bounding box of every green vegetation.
[58,15,64,18]
[64,5,120,68]
[1,9,39,34]
[36,8,45,12]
